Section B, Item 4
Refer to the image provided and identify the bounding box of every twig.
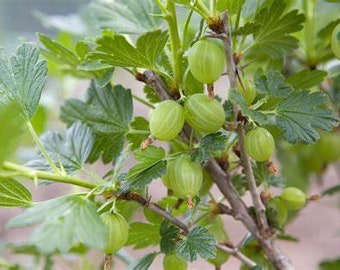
[216,243,256,268]
[236,124,269,233]
[213,11,294,270]
[138,34,294,268]
[117,191,256,268]
[137,70,173,100]
[217,203,233,216]
[205,159,259,236]
[117,191,189,233]
[220,13,237,89]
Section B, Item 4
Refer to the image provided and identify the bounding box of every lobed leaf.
[89,30,168,69]
[247,0,305,59]
[0,178,32,207]
[285,69,328,90]
[126,222,161,249]
[0,43,47,119]
[276,90,339,144]
[89,0,162,34]
[254,70,292,97]
[176,227,217,262]
[120,160,167,194]
[26,122,94,173]
[7,196,107,253]
[60,82,133,163]
[160,221,180,254]
[190,132,228,163]
[233,22,261,36]
[38,33,80,67]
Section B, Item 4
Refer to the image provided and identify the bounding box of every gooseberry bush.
[0,0,340,269]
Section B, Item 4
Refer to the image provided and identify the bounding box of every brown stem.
[221,13,237,89]
[139,42,293,268]
[206,159,259,236]
[236,123,269,233]
[217,243,256,268]
[211,11,294,270]
[139,70,174,100]
[217,203,233,216]
[117,191,256,267]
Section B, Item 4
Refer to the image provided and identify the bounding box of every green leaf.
[0,178,32,207]
[87,132,125,164]
[126,117,150,150]
[129,146,166,177]
[61,82,132,133]
[276,90,339,144]
[318,19,340,39]
[221,0,245,16]
[160,221,180,254]
[120,160,167,194]
[319,258,340,270]
[143,85,161,103]
[119,146,167,193]
[247,0,305,59]
[89,30,168,69]
[229,90,269,125]
[7,196,107,253]
[126,222,161,249]
[136,30,169,68]
[285,70,328,89]
[233,22,261,36]
[38,33,80,67]
[0,102,24,164]
[176,227,217,262]
[26,122,94,173]
[89,0,162,34]
[190,132,228,162]
[128,252,158,270]
[254,70,292,97]
[0,43,47,119]
[60,82,133,163]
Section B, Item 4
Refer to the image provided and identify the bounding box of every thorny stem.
[117,191,256,268]
[220,13,237,89]
[142,69,294,269]
[141,13,294,269]
[216,11,294,270]
[236,124,269,232]
[218,11,269,234]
